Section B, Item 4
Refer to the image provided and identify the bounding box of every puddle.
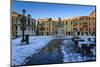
[25,39,64,65]
[25,38,96,65]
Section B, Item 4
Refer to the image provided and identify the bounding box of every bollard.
[25,35,29,44]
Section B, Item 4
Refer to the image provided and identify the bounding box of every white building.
[12,12,36,38]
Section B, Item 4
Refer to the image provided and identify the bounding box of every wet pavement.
[25,39,64,65]
[24,37,96,66]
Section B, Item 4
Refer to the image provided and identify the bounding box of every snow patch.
[61,45,83,62]
[11,36,54,66]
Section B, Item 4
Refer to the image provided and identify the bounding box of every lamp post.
[24,14,31,44]
[28,14,31,25]
[21,9,26,42]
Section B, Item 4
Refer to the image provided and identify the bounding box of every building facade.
[12,11,96,37]
[12,11,36,38]
[37,11,96,36]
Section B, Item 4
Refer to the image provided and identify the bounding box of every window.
[32,22,33,25]
[16,26,17,31]
[21,18,23,24]
[66,21,68,25]
[80,28,81,31]
[86,28,88,31]
[28,19,30,25]
[89,28,91,31]
[89,22,90,25]
[84,32,88,35]
[73,28,77,31]
[86,17,89,20]
[68,32,70,35]
[89,17,90,20]
[20,26,26,31]
[80,23,81,25]
[24,27,26,31]
[34,22,35,26]
[32,28,33,31]
[71,21,73,25]
[20,26,22,30]
[72,22,77,26]
[66,32,67,35]
[71,32,73,35]
[77,32,80,35]
[80,17,84,20]
[93,27,95,31]
[81,32,83,35]
[93,23,95,25]
[93,17,95,20]
[83,22,88,27]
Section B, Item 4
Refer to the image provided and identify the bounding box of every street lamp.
[28,14,31,25]
[21,9,26,42]
[23,14,31,44]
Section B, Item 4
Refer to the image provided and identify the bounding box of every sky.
[12,1,96,19]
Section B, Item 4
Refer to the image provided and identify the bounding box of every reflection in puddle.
[25,39,64,65]
[25,38,96,65]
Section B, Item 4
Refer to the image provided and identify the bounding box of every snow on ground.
[79,36,96,38]
[11,36,54,66]
[61,39,83,62]
[11,36,96,65]
[61,46,83,62]
[61,41,84,62]
[91,47,96,56]
[61,37,96,62]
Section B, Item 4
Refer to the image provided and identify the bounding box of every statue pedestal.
[57,28,64,36]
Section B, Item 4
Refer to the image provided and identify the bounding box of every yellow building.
[37,10,96,36]
[12,10,96,37]
[37,18,58,35]
[12,12,18,38]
